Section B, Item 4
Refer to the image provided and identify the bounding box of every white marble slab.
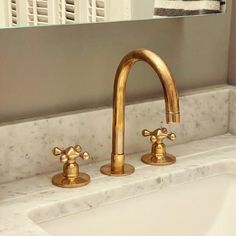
[0,85,234,184]
[0,134,235,236]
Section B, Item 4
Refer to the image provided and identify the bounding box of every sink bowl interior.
[39,174,236,236]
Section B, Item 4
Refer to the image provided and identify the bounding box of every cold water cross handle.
[141,127,176,166]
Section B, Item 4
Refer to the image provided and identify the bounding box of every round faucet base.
[141,153,176,166]
[52,172,90,188]
[100,163,135,176]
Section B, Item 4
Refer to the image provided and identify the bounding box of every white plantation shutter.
[87,0,130,23]
[8,0,19,26]
[59,0,92,24]
[59,0,86,24]
[0,0,54,27]
[27,0,57,26]
[59,0,78,24]
[95,0,105,22]
[0,0,132,27]
[88,0,106,23]
[6,0,29,27]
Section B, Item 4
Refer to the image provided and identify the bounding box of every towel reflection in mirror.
[154,0,226,17]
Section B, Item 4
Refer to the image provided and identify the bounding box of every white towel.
[154,0,226,17]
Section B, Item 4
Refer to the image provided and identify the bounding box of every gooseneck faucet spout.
[100,49,180,176]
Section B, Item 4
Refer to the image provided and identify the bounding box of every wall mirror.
[0,0,226,29]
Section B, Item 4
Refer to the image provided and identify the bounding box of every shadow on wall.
[228,0,236,85]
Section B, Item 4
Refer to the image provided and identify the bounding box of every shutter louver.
[10,0,18,26]
[28,0,49,26]
[64,0,75,24]
[59,0,82,24]
[88,0,105,23]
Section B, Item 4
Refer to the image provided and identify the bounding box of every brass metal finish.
[100,49,180,176]
[52,145,90,188]
[141,127,176,166]
[100,163,135,176]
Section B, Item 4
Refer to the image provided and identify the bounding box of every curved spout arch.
[101,49,180,176]
[112,49,180,155]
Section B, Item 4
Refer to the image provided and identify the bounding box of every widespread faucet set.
[52,48,180,188]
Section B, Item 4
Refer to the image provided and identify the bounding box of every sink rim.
[0,136,236,236]
[28,156,236,225]
[39,174,236,236]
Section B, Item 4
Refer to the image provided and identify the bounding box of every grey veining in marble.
[0,85,233,184]
[0,134,236,236]
[229,89,236,134]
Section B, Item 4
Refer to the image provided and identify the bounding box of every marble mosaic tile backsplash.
[0,85,234,184]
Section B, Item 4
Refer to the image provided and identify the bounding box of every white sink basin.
[39,174,236,236]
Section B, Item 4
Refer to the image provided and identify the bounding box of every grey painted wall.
[0,2,232,123]
[229,0,236,85]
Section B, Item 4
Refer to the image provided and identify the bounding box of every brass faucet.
[100,49,180,176]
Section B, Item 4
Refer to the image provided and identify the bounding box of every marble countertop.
[0,84,235,184]
[0,133,235,236]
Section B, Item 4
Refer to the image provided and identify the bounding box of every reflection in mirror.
[0,0,226,29]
